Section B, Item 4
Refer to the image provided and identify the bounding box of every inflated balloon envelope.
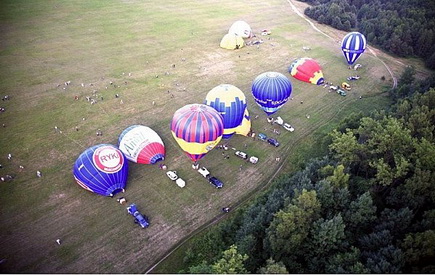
[234,107,251,136]
[118,125,165,165]
[288,57,325,85]
[171,104,224,163]
[341,32,367,65]
[205,84,247,139]
[73,144,128,197]
[252,72,293,116]
[228,20,253,38]
[220,33,244,50]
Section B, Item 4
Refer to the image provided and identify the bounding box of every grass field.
[0,0,426,273]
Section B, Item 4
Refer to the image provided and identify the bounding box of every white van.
[198,167,210,178]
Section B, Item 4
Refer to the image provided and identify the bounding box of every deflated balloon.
[118,125,165,165]
[220,33,244,50]
[73,144,128,197]
[288,57,324,85]
[228,20,252,38]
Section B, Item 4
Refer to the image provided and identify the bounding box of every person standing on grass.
[36,170,42,178]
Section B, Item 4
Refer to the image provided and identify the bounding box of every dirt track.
[145,1,400,273]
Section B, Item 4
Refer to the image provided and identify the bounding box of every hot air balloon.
[341,32,366,65]
[118,125,165,165]
[234,108,251,136]
[171,104,224,163]
[251,72,293,116]
[220,33,244,50]
[73,144,128,197]
[228,20,253,38]
[288,57,325,85]
[205,84,247,139]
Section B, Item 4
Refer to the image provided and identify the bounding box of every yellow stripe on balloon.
[206,84,246,107]
[171,133,222,155]
[223,127,237,136]
[235,109,251,136]
[309,71,324,85]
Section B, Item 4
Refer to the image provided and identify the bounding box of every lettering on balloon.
[93,146,124,173]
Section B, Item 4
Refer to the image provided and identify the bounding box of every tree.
[301,0,435,70]
[178,74,435,274]
[329,129,363,166]
[426,51,435,69]
[374,208,414,239]
[188,260,213,274]
[305,214,347,272]
[326,164,350,189]
[315,179,350,218]
[265,190,321,264]
[325,246,370,273]
[211,245,248,274]
[310,214,346,253]
[364,245,404,273]
[401,230,435,273]
[258,258,289,274]
[344,192,377,236]
[398,66,416,86]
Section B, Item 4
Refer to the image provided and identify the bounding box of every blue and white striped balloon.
[341,32,367,65]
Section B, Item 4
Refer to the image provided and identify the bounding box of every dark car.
[127,203,149,228]
[258,133,267,141]
[267,138,280,147]
[208,176,223,188]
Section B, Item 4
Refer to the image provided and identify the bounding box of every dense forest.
[297,0,435,69]
[178,70,435,273]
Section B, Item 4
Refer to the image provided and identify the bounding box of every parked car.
[166,170,178,180]
[198,167,210,178]
[166,170,185,188]
[283,123,295,132]
[337,89,347,96]
[341,82,351,90]
[258,133,267,141]
[249,156,259,164]
[274,116,284,125]
[347,75,360,81]
[175,178,185,188]
[267,138,280,147]
[208,176,223,188]
[235,151,248,159]
[127,203,149,228]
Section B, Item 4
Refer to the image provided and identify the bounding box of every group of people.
[1,152,43,182]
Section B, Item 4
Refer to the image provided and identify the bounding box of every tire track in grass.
[145,94,352,273]
[147,1,399,271]
[286,0,397,89]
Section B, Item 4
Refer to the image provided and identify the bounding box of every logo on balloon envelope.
[93,146,124,173]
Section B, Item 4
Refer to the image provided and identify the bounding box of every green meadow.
[0,0,419,273]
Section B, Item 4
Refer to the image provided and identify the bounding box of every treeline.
[298,0,435,69]
[178,70,435,274]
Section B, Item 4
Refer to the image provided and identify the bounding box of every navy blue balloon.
[252,72,292,116]
[73,144,128,197]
